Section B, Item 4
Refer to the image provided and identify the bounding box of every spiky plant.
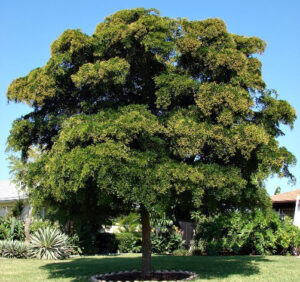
[29,227,71,260]
[0,240,5,256]
[0,240,29,258]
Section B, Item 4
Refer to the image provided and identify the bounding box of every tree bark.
[141,205,151,279]
[24,205,32,242]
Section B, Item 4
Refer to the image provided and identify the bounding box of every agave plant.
[29,227,72,260]
[0,240,29,258]
[0,240,5,256]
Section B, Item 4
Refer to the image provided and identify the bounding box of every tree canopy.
[7,8,296,276]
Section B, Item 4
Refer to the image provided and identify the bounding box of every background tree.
[274,186,281,195]
[7,8,296,277]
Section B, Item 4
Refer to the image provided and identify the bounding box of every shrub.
[192,209,300,256]
[0,240,3,255]
[189,239,206,256]
[29,218,60,234]
[151,231,185,254]
[75,224,97,255]
[0,217,25,241]
[75,225,116,255]
[172,248,190,256]
[116,230,185,254]
[150,214,185,254]
[112,213,142,253]
[0,240,28,258]
[114,212,141,233]
[29,227,72,259]
[94,232,118,253]
[68,233,83,255]
[0,224,8,240]
[114,212,185,254]
[275,217,300,255]
[11,200,25,218]
[116,232,142,253]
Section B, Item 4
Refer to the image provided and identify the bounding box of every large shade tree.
[7,8,296,277]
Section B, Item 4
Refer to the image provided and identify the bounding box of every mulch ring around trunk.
[91,270,197,281]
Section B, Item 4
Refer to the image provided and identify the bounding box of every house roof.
[0,180,28,203]
[271,189,300,204]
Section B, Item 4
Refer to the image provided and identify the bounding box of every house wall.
[0,202,14,217]
[0,200,31,221]
[273,199,300,228]
[293,196,300,228]
[273,202,295,220]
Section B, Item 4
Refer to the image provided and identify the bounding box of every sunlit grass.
[0,254,299,281]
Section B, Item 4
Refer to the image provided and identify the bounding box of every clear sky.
[1,0,299,195]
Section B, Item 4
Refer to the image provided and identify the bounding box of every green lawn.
[0,254,299,282]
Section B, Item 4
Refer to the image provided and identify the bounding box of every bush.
[116,232,142,253]
[113,212,141,233]
[189,239,206,256]
[192,209,300,256]
[75,225,117,255]
[29,227,72,259]
[150,213,185,254]
[69,233,83,255]
[274,217,300,255]
[172,248,190,256]
[113,212,185,254]
[94,232,118,253]
[0,240,28,258]
[0,224,7,240]
[0,217,25,241]
[75,224,96,255]
[29,218,60,234]
[115,229,185,254]
[151,231,185,254]
[11,200,25,218]
[0,227,76,260]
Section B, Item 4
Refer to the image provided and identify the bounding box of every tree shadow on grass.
[40,255,271,281]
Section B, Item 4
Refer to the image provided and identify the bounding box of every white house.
[0,180,30,220]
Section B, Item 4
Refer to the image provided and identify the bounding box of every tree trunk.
[141,205,151,279]
[24,205,33,242]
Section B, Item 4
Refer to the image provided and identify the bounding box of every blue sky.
[1,0,299,195]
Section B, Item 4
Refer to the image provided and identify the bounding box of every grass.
[0,254,299,282]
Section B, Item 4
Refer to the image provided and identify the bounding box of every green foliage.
[0,217,25,241]
[116,232,142,253]
[7,7,296,218]
[172,248,190,256]
[73,224,118,255]
[274,186,281,195]
[29,218,60,234]
[114,212,141,233]
[150,213,185,254]
[151,231,185,254]
[6,8,297,267]
[71,57,130,88]
[11,200,25,218]
[0,240,29,258]
[189,239,207,256]
[0,224,7,240]
[74,225,97,255]
[113,213,142,253]
[68,233,83,255]
[274,218,300,255]
[29,227,72,260]
[113,212,185,254]
[0,223,80,259]
[150,213,173,233]
[192,210,300,256]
